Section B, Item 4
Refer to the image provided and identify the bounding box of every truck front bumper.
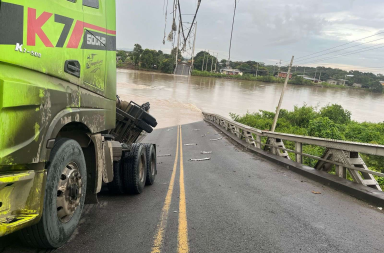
[0,168,46,237]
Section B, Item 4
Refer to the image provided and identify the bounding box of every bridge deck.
[1,121,384,252]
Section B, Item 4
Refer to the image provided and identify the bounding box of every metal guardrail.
[203,112,384,191]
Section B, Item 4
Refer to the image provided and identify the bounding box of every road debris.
[201,151,212,154]
[201,134,206,137]
[157,154,171,157]
[210,137,223,141]
[185,143,197,146]
[167,128,173,131]
[378,207,383,211]
[189,158,211,162]
[312,191,321,194]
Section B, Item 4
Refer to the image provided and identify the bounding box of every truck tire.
[129,105,158,127]
[18,138,87,249]
[144,144,157,185]
[137,119,153,133]
[122,144,147,194]
[107,160,125,194]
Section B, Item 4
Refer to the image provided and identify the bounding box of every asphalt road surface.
[1,121,384,253]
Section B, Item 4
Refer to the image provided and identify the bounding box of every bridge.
[1,115,384,252]
[174,63,192,76]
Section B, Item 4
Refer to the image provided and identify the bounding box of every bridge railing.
[203,112,384,191]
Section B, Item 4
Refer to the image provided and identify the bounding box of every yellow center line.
[178,126,189,253]
[151,125,180,253]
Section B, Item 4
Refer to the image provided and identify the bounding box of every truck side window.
[83,0,99,9]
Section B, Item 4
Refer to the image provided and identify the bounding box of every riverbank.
[191,70,370,91]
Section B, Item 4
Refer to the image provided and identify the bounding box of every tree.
[132,44,143,66]
[320,104,351,125]
[160,58,174,73]
[116,50,128,62]
[171,47,183,62]
[192,51,218,72]
[140,49,154,68]
[308,117,344,140]
[370,81,383,93]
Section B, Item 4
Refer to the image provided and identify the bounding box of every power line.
[295,30,384,60]
[162,0,169,44]
[177,0,187,45]
[295,36,384,63]
[182,0,202,49]
[299,43,384,66]
[228,0,237,67]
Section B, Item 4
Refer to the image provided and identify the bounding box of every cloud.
[116,0,384,74]
[244,1,327,45]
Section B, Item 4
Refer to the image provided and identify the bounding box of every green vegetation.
[116,44,182,74]
[230,104,384,188]
[192,70,284,83]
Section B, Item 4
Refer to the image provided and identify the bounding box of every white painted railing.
[203,112,384,191]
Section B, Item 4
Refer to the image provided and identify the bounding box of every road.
[1,121,384,253]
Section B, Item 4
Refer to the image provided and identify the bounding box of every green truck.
[0,0,158,248]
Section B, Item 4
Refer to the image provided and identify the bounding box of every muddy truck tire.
[122,144,147,194]
[143,144,157,186]
[18,139,87,249]
[107,160,125,194]
[116,99,158,128]
[137,119,153,133]
[128,105,158,128]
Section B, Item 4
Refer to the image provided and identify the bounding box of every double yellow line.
[151,125,189,253]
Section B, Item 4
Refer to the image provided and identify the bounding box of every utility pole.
[214,53,218,72]
[256,63,259,78]
[303,67,306,76]
[191,22,197,72]
[318,71,322,82]
[210,54,214,72]
[277,60,281,78]
[202,50,205,71]
[314,68,317,81]
[205,50,209,71]
[271,56,294,132]
[273,64,276,76]
[174,18,181,74]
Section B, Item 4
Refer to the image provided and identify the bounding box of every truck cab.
[0,0,118,246]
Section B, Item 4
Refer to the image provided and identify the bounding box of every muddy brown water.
[117,69,384,128]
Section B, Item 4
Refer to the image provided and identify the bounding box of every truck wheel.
[137,119,153,133]
[122,144,147,194]
[129,105,158,127]
[144,144,157,185]
[107,160,125,194]
[19,138,87,249]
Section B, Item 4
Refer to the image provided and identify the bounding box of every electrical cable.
[295,30,384,60]
[162,0,169,44]
[228,0,237,66]
[299,43,384,65]
[177,0,187,45]
[295,36,384,63]
[183,0,202,46]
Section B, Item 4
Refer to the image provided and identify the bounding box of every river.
[117,69,384,128]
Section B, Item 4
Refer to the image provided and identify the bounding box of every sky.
[116,0,384,73]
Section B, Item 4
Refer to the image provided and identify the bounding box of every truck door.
[82,0,107,95]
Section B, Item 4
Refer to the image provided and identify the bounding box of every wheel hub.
[56,163,82,223]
